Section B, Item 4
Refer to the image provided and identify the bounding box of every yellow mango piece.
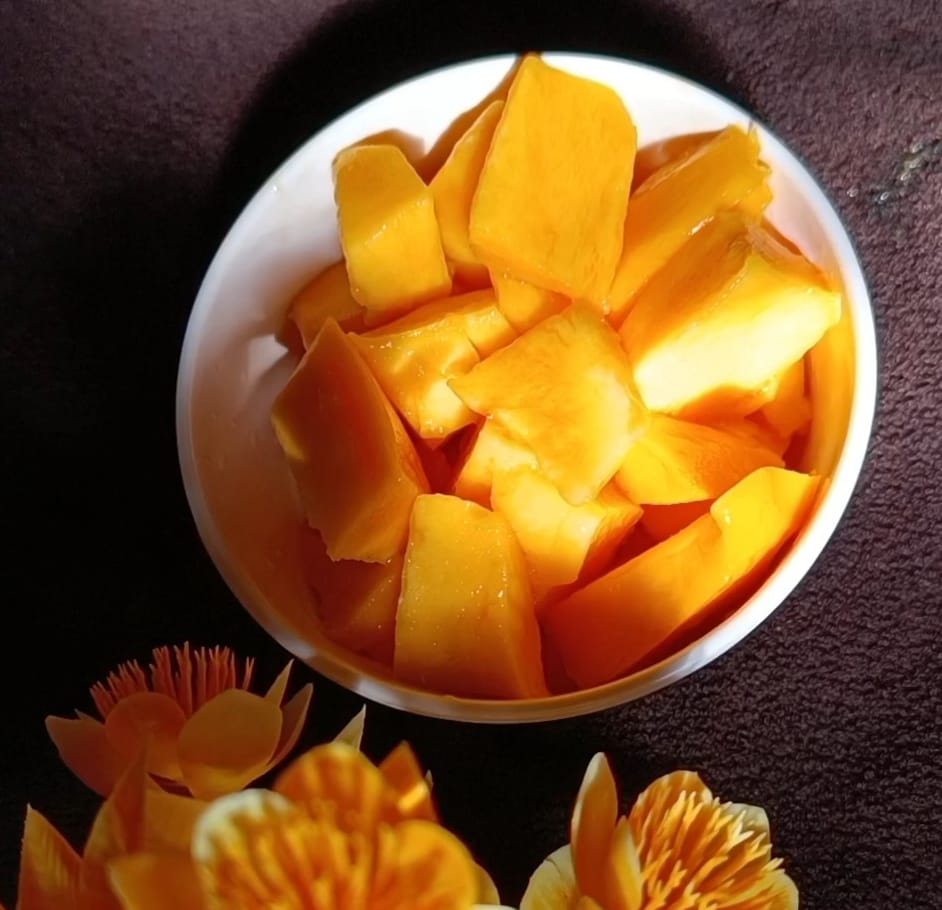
[394,494,546,699]
[299,529,401,664]
[621,213,842,419]
[543,467,820,687]
[334,144,451,322]
[640,500,712,542]
[285,262,366,350]
[616,414,783,504]
[452,419,539,506]
[452,303,644,505]
[469,55,637,306]
[430,100,504,286]
[759,357,812,438]
[607,126,770,320]
[714,415,791,459]
[491,467,641,590]
[352,290,515,440]
[492,271,569,332]
[271,318,429,562]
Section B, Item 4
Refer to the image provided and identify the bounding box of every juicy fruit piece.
[352,291,516,440]
[271,318,429,562]
[492,272,568,332]
[543,467,820,687]
[469,55,637,306]
[334,145,451,322]
[620,213,842,419]
[640,500,711,541]
[491,467,642,589]
[607,126,770,319]
[430,100,504,286]
[394,494,546,698]
[285,262,366,350]
[299,529,400,664]
[759,357,812,438]
[616,414,783,504]
[451,303,644,505]
[452,420,539,506]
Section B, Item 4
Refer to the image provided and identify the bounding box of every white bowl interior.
[176,53,877,722]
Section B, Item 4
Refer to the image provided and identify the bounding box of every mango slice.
[491,272,569,332]
[352,290,516,441]
[640,500,712,542]
[271,318,429,562]
[543,467,820,687]
[620,212,842,419]
[616,414,783,504]
[334,145,451,323]
[299,529,401,664]
[430,100,504,287]
[451,303,644,505]
[759,357,812,438]
[469,55,637,306]
[285,262,366,350]
[491,467,641,590]
[452,420,539,506]
[394,494,546,698]
[606,125,770,320]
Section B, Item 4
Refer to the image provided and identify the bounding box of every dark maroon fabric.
[2,1,940,907]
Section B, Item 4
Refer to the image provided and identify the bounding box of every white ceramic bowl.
[176,53,877,723]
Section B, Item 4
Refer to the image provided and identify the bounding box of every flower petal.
[378,742,437,822]
[265,682,314,770]
[520,844,578,910]
[15,806,81,910]
[104,692,186,782]
[601,818,642,910]
[333,705,367,750]
[177,690,282,800]
[770,871,800,910]
[474,862,501,905]
[571,754,618,905]
[45,714,125,796]
[370,819,478,910]
[143,789,208,854]
[108,854,204,910]
[724,801,772,839]
[263,660,294,706]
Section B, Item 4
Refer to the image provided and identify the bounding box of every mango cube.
[285,261,366,350]
[452,420,539,506]
[299,529,401,664]
[607,125,770,319]
[352,290,516,440]
[430,100,504,287]
[640,500,712,542]
[451,303,644,505]
[543,467,820,687]
[271,318,428,562]
[334,144,451,323]
[394,494,546,698]
[759,357,812,438]
[469,55,637,306]
[491,467,641,589]
[616,414,783,504]
[620,213,842,418]
[492,271,568,332]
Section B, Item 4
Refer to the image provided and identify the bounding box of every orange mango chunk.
[620,213,842,419]
[640,500,712,542]
[607,125,770,319]
[271,318,429,562]
[759,357,812,438]
[394,494,546,698]
[451,303,644,505]
[352,290,516,441]
[469,55,637,306]
[285,261,366,350]
[430,100,504,287]
[492,271,569,332]
[543,467,820,687]
[452,419,539,506]
[491,466,642,590]
[334,144,451,323]
[616,414,783,505]
[299,529,401,664]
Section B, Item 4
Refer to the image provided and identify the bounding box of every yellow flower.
[45,644,312,799]
[521,754,797,910]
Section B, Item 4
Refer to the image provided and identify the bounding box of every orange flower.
[46,644,312,800]
[521,754,797,910]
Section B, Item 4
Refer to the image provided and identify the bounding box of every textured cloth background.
[2,1,940,907]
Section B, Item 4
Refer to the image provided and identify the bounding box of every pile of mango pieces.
[271,54,840,699]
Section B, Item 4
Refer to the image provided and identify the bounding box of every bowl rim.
[176,51,878,723]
